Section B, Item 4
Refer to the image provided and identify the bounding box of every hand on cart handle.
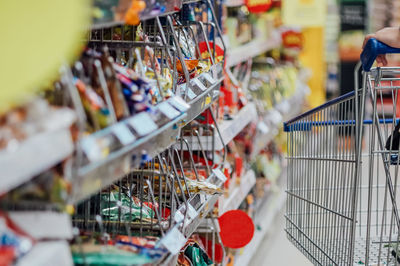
[361,27,400,71]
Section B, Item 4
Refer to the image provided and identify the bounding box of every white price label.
[80,135,103,162]
[192,78,207,91]
[187,204,198,220]
[169,96,190,112]
[212,168,227,183]
[157,102,181,120]
[111,123,136,145]
[203,73,216,84]
[160,227,186,255]
[127,112,158,136]
[174,210,184,223]
[186,88,197,100]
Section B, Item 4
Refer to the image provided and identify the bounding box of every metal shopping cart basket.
[284,39,400,265]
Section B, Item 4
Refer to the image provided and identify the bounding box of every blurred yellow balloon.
[0,1,91,114]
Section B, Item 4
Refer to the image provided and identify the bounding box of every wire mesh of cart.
[283,39,400,265]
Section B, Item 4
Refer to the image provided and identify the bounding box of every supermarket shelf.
[276,80,309,121]
[0,108,76,195]
[234,187,286,266]
[182,169,225,236]
[159,170,224,264]
[182,63,224,126]
[160,193,220,264]
[251,119,278,161]
[183,102,258,151]
[220,169,256,214]
[71,98,188,204]
[231,81,308,265]
[70,64,224,203]
[184,193,220,236]
[226,32,281,67]
[251,78,309,159]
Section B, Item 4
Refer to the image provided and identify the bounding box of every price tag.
[212,168,227,183]
[169,96,190,112]
[160,227,186,255]
[174,210,184,223]
[187,204,198,220]
[80,135,103,162]
[111,123,136,145]
[203,73,216,84]
[186,88,197,100]
[157,102,180,120]
[127,112,158,136]
[192,78,207,91]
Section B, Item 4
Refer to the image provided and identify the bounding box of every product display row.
[0,0,308,265]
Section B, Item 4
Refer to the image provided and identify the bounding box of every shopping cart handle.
[361,38,400,71]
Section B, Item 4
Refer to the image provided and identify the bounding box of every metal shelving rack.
[0,108,76,195]
[70,97,189,203]
[1,0,308,265]
[181,102,258,151]
[232,78,309,266]
[69,1,230,264]
[181,64,224,125]
[219,169,257,214]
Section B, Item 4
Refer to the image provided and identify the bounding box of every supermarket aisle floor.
[249,209,311,266]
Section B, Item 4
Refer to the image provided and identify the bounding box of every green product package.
[100,192,154,221]
[184,243,213,266]
[72,250,154,265]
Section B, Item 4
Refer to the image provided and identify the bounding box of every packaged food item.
[99,53,130,120]
[176,179,222,195]
[72,245,155,265]
[176,28,196,59]
[71,233,166,265]
[178,237,213,266]
[75,78,112,131]
[100,191,155,222]
[124,0,146,25]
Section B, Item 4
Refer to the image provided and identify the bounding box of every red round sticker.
[218,210,255,248]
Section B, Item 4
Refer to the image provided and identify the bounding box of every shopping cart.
[284,39,400,265]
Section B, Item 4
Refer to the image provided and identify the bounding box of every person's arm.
[364,27,400,49]
[363,27,400,66]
